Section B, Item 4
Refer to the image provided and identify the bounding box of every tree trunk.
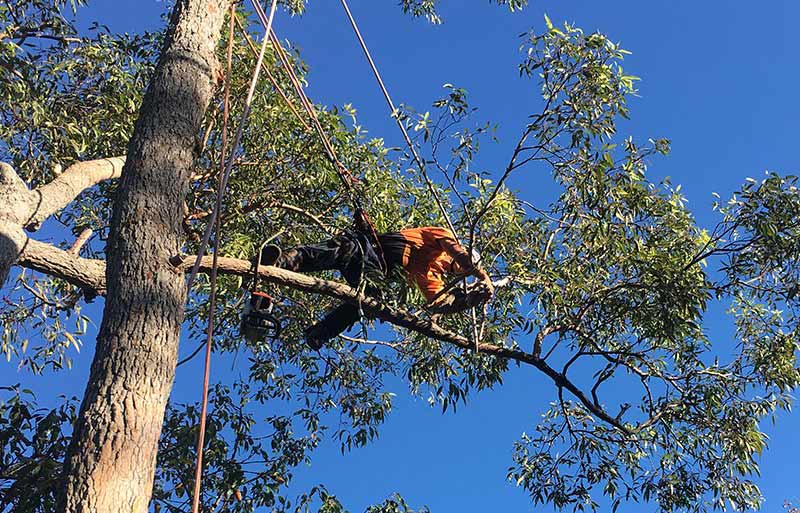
[58,1,227,512]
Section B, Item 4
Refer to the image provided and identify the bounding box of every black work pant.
[277,232,385,339]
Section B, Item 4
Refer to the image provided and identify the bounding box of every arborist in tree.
[252,223,494,349]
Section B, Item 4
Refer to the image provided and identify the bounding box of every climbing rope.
[186,0,279,291]
[189,8,234,513]
[232,13,311,133]
[189,2,278,513]
[337,0,478,339]
[251,0,359,196]
[250,0,386,267]
[337,0,459,243]
[188,2,463,506]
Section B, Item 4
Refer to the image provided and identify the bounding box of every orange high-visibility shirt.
[393,226,464,301]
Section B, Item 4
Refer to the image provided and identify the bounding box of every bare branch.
[25,156,126,230]
[339,334,408,350]
[17,238,106,293]
[178,255,630,432]
[533,324,561,358]
[68,228,93,255]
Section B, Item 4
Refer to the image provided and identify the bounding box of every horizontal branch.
[179,256,629,432]
[17,238,106,293]
[26,156,126,230]
[2,157,124,284]
[13,239,628,434]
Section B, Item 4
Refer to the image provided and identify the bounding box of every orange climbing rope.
[189,9,234,513]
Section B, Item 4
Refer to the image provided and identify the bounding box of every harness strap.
[354,206,387,274]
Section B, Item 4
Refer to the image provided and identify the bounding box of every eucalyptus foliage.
[1,2,798,513]
[399,0,528,24]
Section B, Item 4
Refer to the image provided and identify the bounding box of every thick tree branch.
[14,238,628,433]
[25,156,126,230]
[1,162,37,283]
[17,238,106,293]
[195,259,627,431]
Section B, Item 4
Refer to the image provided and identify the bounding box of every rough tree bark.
[57,1,227,512]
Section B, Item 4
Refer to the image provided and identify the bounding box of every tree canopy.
[1,1,799,513]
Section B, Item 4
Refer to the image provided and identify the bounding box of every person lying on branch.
[254,224,494,349]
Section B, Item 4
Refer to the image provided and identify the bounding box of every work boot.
[304,323,331,350]
[255,244,281,266]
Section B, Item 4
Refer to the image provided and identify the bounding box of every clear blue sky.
[10,0,800,512]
